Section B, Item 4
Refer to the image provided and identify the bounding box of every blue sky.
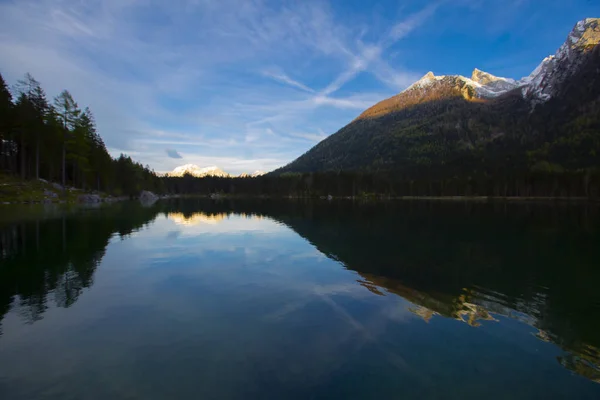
[0,0,597,174]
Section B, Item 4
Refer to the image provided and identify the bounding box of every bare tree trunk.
[20,135,26,179]
[62,216,66,252]
[9,144,15,175]
[62,120,67,188]
[20,223,26,253]
[61,142,66,187]
[0,138,4,171]
[35,137,39,180]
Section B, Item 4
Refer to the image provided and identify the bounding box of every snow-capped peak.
[520,56,555,84]
[403,71,444,92]
[166,164,267,178]
[471,68,516,85]
[401,18,598,105]
[402,69,518,99]
[166,164,231,178]
[419,71,436,81]
[173,164,216,174]
[519,18,599,102]
[237,170,265,178]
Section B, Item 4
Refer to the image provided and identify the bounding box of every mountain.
[277,18,600,176]
[238,170,266,178]
[165,164,265,178]
[522,18,600,102]
[166,164,231,178]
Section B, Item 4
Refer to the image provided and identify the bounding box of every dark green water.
[0,200,599,399]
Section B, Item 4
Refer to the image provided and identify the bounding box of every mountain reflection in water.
[0,199,599,387]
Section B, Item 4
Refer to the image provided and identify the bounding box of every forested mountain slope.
[277,19,600,178]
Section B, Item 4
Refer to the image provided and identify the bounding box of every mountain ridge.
[276,18,600,175]
[165,164,264,178]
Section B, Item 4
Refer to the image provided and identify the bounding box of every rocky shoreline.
[0,177,169,205]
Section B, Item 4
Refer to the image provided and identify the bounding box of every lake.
[0,199,599,399]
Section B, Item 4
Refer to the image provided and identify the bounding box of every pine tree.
[82,109,112,191]
[14,93,33,179]
[13,74,49,179]
[29,83,49,180]
[53,90,80,186]
[0,73,14,172]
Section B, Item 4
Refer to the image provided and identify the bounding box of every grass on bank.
[0,174,89,204]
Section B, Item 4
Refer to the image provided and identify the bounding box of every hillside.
[276,18,600,178]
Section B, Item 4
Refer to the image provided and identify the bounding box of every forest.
[2,70,600,200]
[270,41,600,198]
[163,41,600,199]
[0,72,164,196]
[162,169,600,199]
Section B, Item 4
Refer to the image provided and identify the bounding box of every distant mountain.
[165,164,266,178]
[166,164,231,178]
[238,171,266,178]
[277,18,600,176]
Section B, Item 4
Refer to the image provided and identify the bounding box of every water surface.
[0,200,599,399]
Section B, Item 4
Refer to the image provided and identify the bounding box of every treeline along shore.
[2,72,600,202]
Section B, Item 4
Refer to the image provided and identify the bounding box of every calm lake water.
[0,200,599,399]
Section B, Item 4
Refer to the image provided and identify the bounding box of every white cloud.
[386,3,441,43]
[289,132,328,142]
[262,69,315,93]
[312,95,379,110]
[0,0,441,172]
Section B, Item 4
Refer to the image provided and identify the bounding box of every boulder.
[139,190,158,205]
[78,194,101,203]
[52,182,64,191]
[44,189,58,199]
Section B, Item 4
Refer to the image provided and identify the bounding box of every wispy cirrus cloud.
[2,0,579,174]
[262,69,315,93]
[0,0,438,173]
[289,131,329,142]
[385,2,441,44]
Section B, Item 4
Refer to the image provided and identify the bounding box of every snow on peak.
[471,68,516,85]
[403,71,444,92]
[520,18,599,103]
[402,69,517,99]
[421,71,435,81]
[555,18,599,59]
[167,164,267,178]
[174,164,214,173]
[167,164,231,177]
[238,170,266,178]
[392,19,598,106]
[574,18,599,37]
[521,56,555,84]
[471,68,494,84]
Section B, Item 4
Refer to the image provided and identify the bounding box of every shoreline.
[2,192,598,205]
[161,194,600,203]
